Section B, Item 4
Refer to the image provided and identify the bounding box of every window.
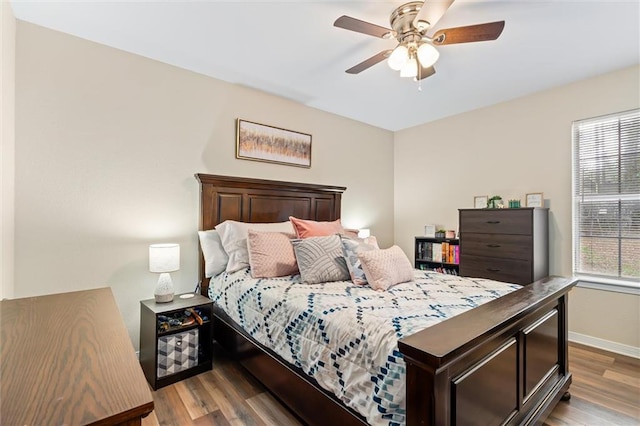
[572,109,640,289]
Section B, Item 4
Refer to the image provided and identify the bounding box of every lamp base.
[154,293,174,303]
[154,272,174,303]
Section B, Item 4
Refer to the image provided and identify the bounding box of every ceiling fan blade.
[417,65,436,80]
[346,50,392,74]
[334,15,395,39]
[432,21,505,45]
[413,0,455,31]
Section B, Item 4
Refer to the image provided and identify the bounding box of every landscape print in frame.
[236,119,312,168]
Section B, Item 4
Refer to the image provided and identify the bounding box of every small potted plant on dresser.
[488,195,503,209]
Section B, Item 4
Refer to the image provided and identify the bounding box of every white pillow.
[215,220,294,273]
[197,230,229,278]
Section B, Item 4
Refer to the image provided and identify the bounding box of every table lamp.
[149,243,180,303]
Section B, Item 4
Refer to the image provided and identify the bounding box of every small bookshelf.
[415,236,460,275]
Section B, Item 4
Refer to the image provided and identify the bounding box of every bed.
[195,173,576,426]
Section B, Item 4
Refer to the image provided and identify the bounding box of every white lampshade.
[388,45,409,71]
[358,228,371,238]
[149,243,179,303]
[149,243,180,273]
[417,42,439,68]
[400,57,418,78]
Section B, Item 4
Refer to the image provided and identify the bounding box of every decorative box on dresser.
[459,207,549,285]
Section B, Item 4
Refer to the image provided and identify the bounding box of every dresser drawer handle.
[486,220,501,224]
[487,268,501,273]
[487,244,501,248]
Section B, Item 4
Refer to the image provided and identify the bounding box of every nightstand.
[139,293,213,390]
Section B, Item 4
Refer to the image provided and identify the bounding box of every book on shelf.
[416,238,460,265]
[432,243,442,262]
[433,241,458,265]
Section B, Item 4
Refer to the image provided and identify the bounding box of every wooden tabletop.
[1,287,154,425]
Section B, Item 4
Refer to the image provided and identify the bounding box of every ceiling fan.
[334,0,505,81]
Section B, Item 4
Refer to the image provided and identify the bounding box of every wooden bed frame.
[196,173,576,426]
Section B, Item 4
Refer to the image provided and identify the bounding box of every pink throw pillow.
[289,216,345,238]
[343,228,360,238]
[247,230,299,278]
[358,245,414,291]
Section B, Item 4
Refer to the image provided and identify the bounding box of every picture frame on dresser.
[526,192,544,207]
[474,195,488,209]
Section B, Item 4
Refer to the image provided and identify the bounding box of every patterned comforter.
[209,269,520,425]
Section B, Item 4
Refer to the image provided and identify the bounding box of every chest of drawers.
[459,208,549,285]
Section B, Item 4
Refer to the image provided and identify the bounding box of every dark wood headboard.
[195,174,346,296]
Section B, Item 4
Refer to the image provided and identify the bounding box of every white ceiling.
[10,0,640,131]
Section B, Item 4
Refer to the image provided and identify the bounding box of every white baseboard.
[569,331,640,359]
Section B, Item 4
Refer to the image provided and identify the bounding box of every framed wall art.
[525,192,544,207]
[236,119,312,168]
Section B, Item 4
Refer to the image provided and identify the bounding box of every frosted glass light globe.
[417,43,439,68]
[388,45,409,71]
[400,57,418,78]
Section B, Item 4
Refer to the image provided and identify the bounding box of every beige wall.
[11,19,639,353]
[394,65,640,350]
[14,21,394,349]
[1,1,16,300]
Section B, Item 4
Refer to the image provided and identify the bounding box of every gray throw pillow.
[291,235,350,284]
[340,235,379,285]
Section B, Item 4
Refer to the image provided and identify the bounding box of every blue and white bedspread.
[209,270,520,426]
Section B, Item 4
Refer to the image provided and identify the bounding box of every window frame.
[571,108,640,295]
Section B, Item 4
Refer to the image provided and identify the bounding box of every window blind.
[572,109,640,282]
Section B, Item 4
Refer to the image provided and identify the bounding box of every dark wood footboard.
[399,275,576,425]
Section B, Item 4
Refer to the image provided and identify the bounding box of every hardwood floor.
[544,343,640,426]
[142,342,639,425]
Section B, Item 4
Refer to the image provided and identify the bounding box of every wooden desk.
[1,288,154,425]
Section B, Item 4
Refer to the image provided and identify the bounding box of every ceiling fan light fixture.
[388,45,409,71]
[417,42,439,68]
[400,56,418,78]
[333,3,505,83]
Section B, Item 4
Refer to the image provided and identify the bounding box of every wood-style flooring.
[142,342,640,425]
